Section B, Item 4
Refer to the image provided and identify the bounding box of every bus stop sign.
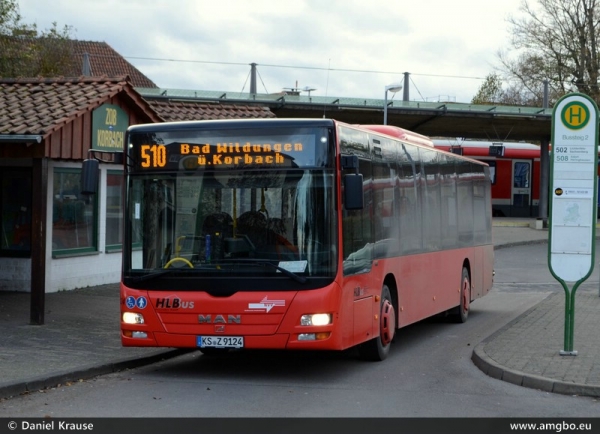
[549,92,598,355]
[549,93,598,283]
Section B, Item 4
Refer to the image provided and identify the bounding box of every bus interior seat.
[193,212,234,261]
[237,211,268,250]
[202,212,233,238]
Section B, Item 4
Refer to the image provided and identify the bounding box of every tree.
[497,0,600,106]
[471,73,504,104]
[0,0,27,35]
[0,0,75,78]
[472,72,544,106]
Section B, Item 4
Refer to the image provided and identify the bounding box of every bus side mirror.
[343,173,364,210]
[81,159,99,195]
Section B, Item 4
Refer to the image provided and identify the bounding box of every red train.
[431,138,541,217]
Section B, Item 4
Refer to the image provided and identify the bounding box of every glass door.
[511,160,531,217]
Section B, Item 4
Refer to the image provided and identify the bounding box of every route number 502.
[141,144,167,168]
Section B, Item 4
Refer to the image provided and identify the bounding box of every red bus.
[430,138,541,218]
[84,119,494,361]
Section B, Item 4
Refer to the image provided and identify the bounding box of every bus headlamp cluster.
[300,313,331,326]
[122,312,144,324]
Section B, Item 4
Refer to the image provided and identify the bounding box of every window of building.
[106,171,123,251]
[52,168,97,256]
[0,169,32,257]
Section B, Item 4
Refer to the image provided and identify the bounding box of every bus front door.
[511,159,532,217]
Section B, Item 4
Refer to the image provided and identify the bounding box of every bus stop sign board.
[549,92,598,354]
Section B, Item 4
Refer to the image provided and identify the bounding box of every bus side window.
[342,158,373,274]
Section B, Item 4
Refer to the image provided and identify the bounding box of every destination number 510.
[141,144,167,168]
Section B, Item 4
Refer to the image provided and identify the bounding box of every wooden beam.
[30,157,48,325]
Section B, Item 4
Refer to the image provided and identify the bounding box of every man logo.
[198,314,241,324]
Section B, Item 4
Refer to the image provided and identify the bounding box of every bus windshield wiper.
[220,258,307,284]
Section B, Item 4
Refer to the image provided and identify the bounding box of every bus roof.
[357,125,434,147]
[431,138,540,159]
[127,118,337,133]
[347,124,488,167]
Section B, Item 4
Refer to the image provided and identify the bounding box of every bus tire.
[358,285,396,361]
[454,266,470,323]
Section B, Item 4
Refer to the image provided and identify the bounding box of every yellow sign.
[561,101,590,130]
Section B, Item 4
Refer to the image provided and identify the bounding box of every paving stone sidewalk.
[472,289,600,397]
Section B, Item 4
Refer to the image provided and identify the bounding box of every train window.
[514,162,530,188]
[488,161,496,184]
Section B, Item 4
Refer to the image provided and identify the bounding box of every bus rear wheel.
[358,285,396,361]
[454,266,471,323]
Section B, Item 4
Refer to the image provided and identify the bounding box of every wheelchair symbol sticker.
[126,296,136,309]
[125,296,147,309]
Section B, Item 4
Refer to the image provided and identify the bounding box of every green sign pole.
[548,93,598,356]
[559,279,585,353]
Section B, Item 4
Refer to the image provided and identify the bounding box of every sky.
[18,0,526,104]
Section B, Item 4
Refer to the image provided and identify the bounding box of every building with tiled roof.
[0,75,163,322]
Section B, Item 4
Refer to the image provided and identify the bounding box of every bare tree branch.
[478,0,600,106]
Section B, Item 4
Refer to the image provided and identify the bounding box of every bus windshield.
[123,125,336,290]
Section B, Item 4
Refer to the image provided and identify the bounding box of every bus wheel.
[454,266,470,323]
[358,285,396,361]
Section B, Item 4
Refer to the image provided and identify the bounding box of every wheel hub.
[462,278,470,313]
[380,299,395,346]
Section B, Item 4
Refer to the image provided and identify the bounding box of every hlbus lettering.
[155,298,194,309]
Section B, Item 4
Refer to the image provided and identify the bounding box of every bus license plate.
[197,336,244,348]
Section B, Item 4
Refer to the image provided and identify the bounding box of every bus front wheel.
[454,266,470,323]
[358,285,396,361]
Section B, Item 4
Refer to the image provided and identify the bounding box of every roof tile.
[68,40,158,88]
[1,37,158,89]
[0,76,132,137]
[147,100,275,121]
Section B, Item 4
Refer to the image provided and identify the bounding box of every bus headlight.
[300,313,331,326]
[123,312,145,324]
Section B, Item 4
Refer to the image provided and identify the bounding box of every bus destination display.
[135,139,315,171]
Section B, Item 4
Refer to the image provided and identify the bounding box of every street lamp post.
[383,83,403,125]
